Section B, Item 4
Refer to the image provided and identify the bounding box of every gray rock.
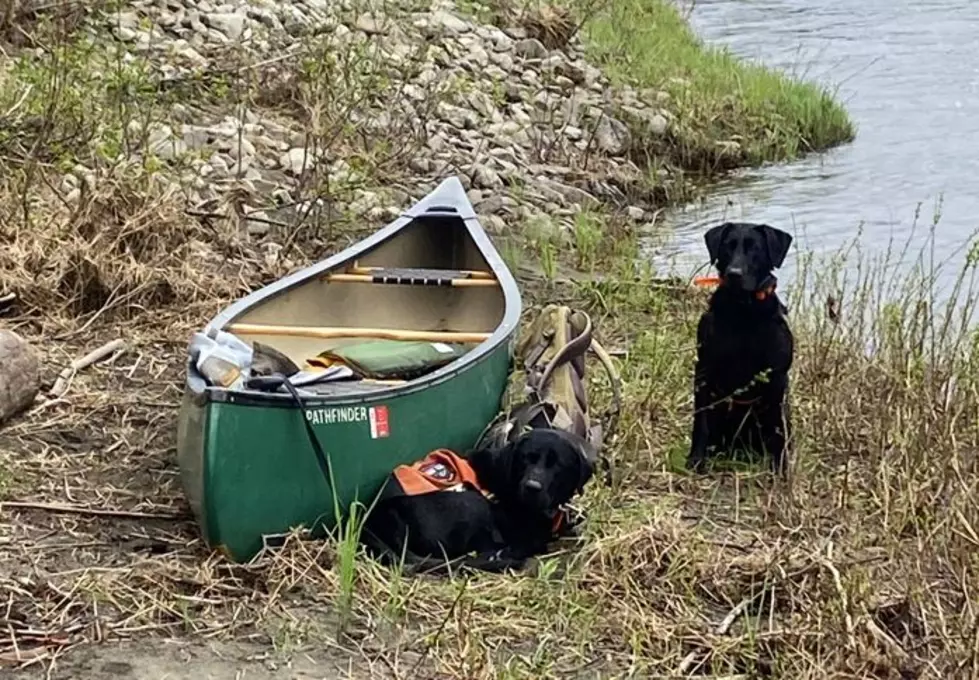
[355,14,386,34]
[247,7,281,29]
[479,195,505,214]
[427,133,448,152]
[206,12,246,40]
[554,76,576,91]
[280,147,314,175]
[504,83,524,103]
[473,165,503,190]
[541,55,564,72]
[537,177,599,207]
[626,206,645,221]
[349,190,381,215]
[491,51,515,72]
[467,91,497,119]
[484,27,513,51]
[228,157,252,175]
[557,60,586,84]
[150,136,189,160]
[207,28,230,44]
[245,210,271,237]
[111,11,140,30]
[227,137,257,159]
[484,65,508,81]
[182,126,211,150]
[482,214,506,232]
[430,10,470,35]
[513,38,547,59]
[594,116,630,155]
[114,26,138,41]
[209,118,241,138]
[644,112,669,136]
[409,158,432,173]
[189,15,208,35]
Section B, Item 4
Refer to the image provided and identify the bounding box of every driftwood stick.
[676,598,752,675]
[0,500,188,521]
[49,338,126,398]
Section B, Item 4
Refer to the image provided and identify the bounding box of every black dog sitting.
[687,221,794,476]
[360,428,594,574]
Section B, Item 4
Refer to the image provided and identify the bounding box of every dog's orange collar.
[692,275,776,301]
[754,283,776,301]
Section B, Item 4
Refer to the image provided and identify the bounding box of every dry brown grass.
[0,1,972,679]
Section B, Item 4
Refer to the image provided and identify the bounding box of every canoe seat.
[324,266,499,288]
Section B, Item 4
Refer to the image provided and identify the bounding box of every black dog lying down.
[360,428,594,574]
[687,221,794,476]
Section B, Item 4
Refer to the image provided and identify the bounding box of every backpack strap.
[508,305,622,483]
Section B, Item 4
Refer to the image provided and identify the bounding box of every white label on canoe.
[431,342,454,354]
[368,405,390,439]
[306,406,368,426]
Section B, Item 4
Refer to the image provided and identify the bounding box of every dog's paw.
[684,455,708,474]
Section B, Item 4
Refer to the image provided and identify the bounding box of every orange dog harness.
[390,449,491,499]
[381,449,570,535]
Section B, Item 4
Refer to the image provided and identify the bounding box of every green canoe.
[176,177,522,562]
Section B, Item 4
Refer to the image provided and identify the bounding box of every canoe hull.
[176,176,521,563]
[178,338,512,562]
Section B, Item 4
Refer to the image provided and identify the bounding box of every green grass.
[575,0,855,172]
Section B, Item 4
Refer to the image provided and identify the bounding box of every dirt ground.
[21,638,403,679]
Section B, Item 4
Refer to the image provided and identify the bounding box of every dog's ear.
[756,224,793,269]
[466,441,515,497]
[704,223,733,263]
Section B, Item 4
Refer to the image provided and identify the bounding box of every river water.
[651,0,979,303]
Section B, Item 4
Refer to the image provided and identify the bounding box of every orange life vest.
[382,449,568,536]
[389,449,491,499]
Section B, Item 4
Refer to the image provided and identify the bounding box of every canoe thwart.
[325,266,499,287]
[226,323,492,344]
[349,264,496,280]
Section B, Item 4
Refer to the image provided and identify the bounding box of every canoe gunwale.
[183,176,522,408]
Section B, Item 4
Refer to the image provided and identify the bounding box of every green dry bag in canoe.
[306,338,474,380]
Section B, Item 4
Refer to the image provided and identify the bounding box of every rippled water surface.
[651,0,979,295]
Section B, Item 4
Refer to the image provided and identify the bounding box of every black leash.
[246,374,333,487]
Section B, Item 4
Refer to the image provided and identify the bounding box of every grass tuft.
[574,0,856,173]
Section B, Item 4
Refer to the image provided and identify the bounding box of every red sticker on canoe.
[369,405,390,439]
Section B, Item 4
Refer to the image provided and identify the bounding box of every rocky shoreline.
[58,0,677,241]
